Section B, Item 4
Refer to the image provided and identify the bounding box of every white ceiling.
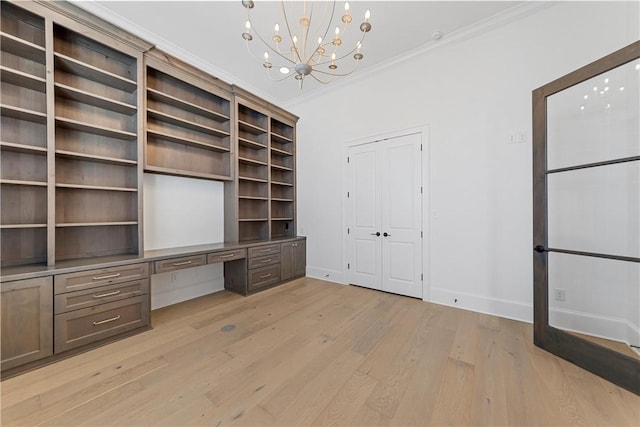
[75,1,526,105]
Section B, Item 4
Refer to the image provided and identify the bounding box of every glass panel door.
[533,41,640,395]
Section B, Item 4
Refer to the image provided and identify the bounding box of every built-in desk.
[0,236,306,377]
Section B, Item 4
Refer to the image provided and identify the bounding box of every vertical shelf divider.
[45,15,56,265]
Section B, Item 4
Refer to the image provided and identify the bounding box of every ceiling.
[75,1,526,105]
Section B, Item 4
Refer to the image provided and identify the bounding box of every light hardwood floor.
[1,277,638,426]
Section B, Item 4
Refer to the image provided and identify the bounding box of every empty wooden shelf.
[144,50,232,181]
[1,2,48,268]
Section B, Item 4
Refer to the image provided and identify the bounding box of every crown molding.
[284,1,558,110]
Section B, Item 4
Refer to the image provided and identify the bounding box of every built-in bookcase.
[270,118,295,239]
[0,1,149,267]
[236,101,269,241]
[144,53,232,181]
[0,3,48,266]
[53,24,141,261]
[226,95,297,243]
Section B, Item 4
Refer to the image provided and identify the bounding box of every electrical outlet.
[517,131,528,144]
[554,288,566,301]
[507,133,517,144]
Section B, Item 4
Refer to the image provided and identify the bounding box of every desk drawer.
[54,295,149,353]
[248,253,281,270]
[248,244,280,259]
[207,249,246,264]
[154,254,206,274]
[248,265,281,292]
[54,263,149,295]
[54,279,149,314]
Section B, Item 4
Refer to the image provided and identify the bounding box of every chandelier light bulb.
[342,2,352,23]
[316,37,325,55]
[293,35,298,44]
[354,41,363,60]
[264,52,269,60]
[272,23,282,43]
[329,52,337,69]
[242,20,253,41]
[360,10,372,32]
[280,67,289,74]
[333,27,342,46]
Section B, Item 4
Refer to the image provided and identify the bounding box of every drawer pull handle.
[92,290,121,299]
[261,259,272,263]
[172,260,193,266]
[259,274,272,279]
[219,253,236,258]
[92,272,121,281]
[93,315,121,326]
[258,249,271,253]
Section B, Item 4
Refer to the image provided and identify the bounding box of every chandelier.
[241,0,372,88]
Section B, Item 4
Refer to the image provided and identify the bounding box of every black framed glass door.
[533,41,640,395]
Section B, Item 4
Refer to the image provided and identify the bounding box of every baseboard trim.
[306,266,345,285]
[550,307,636,346]
[429,287,532,323]
[626,321,640,348]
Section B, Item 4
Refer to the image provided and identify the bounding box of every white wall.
[288,1,639,326]
[143,174,225,309]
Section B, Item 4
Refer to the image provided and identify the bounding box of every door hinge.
[347,191,350,198]
[347,228,350,235]
[421,231,423,238]
[420,186,423,194]
[347,156,350,163]
[421,273,423,281]
[347,263,350,270]
[420,144,423,151]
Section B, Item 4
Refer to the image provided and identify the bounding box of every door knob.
[383,232,391,237]
[534,245,547,253]
[370,232,381,236]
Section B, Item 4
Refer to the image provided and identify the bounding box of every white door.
[346,133,422,298]
[347,143,382,290]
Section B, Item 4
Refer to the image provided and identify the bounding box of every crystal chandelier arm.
[309,0,333,54]
[265,67,298,82]
[246,10,295,65]
[314,32,368,67]
[313,57,362,77]
[318,1,337,59]
[302,2,314,60]
[309,72,332,85]
[280,1,303,64]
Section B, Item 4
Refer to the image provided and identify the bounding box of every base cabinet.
[53,263,150,353]
[1,277,53,371]
[281,240,306,281]
[224,238,306,296]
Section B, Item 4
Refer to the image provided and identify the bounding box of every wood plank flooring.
[1,277,638,426]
